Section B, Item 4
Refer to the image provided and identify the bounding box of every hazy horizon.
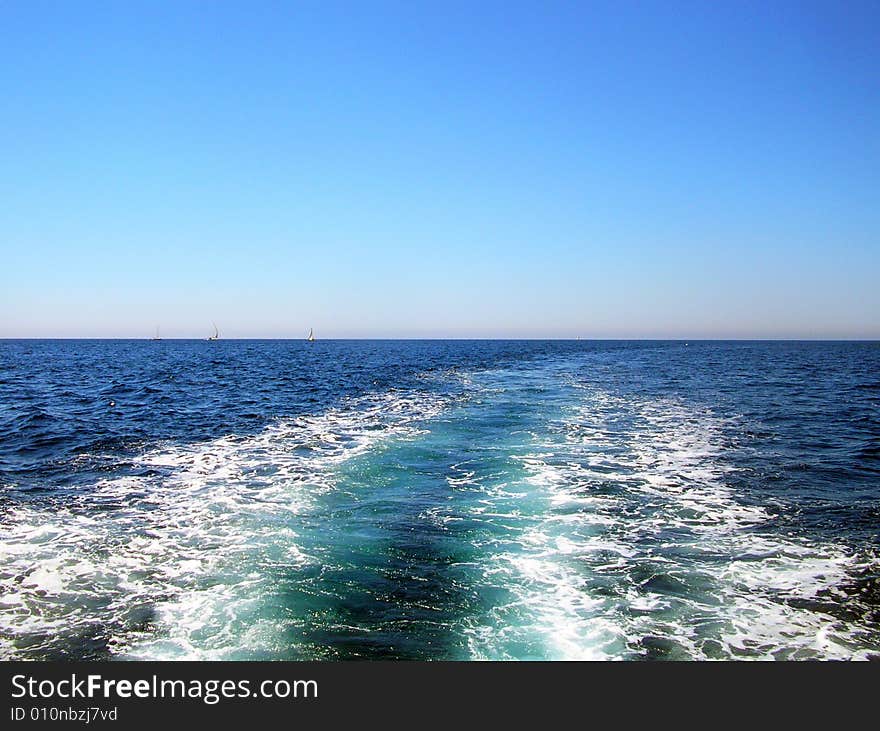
[2,333,878,341]
[2,3,878,340]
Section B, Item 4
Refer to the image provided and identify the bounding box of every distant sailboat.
[151,326,162,341]
[306,328,315,342]
[207,322,220,341]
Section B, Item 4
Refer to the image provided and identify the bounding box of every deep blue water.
[0,339,878,660]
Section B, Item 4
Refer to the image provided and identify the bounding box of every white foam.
[0,388,448,660]
[457,370,878,660]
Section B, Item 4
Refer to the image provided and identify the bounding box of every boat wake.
[1,358,876,661]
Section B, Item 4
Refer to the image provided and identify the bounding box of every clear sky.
[1,1,878,338]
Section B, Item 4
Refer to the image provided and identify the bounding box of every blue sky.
[1,1,878,338]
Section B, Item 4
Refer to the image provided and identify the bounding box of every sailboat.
[306,328,315,342]
[151,326,162,341]
[207,322,220,341]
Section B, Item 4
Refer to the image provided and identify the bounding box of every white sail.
[307,328,315,342]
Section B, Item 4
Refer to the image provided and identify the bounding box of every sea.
[0,339,878,660]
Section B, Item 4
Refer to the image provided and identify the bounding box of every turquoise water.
[1,340,878,659]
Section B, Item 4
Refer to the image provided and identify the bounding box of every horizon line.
[1,336,878,343]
